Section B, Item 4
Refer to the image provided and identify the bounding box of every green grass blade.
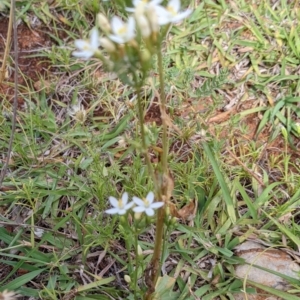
[0,268,46,290]
[202,142,236,223]
[246,280,300,300]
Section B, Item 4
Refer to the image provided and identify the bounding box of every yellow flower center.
[117,26,127,35]
[144,198,150,207]
[118,198,124,208]
[167,6,177,16]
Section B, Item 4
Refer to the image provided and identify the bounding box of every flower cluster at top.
[73,0,192,60]
[105,192,164,217]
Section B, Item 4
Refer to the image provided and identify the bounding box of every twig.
[0,0,18,188]
[0,1,13,83]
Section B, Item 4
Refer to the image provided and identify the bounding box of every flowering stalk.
[72,1,192,298]
[136,84,156,184]
[144,42,169,299]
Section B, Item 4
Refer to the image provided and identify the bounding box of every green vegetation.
[0,0,300,299]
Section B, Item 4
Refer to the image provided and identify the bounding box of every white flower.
[68,103,87,123]
[133,0,163,6]
[0,290,19,300]
[105,192,134,215]
[34,228,44,238]
[127,0,163,12]
[155,0,192,25]
[133,191,164,216]
[128,1,161,33]
[109,16,136,44]
[73,28,100,60]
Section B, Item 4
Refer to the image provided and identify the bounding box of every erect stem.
[157,45,168,175]
[133,230,139,300]
[144,41,169,300]
[136,84,155,182]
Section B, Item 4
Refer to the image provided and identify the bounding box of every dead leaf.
[168,202,180,218]
[177,199,198,221]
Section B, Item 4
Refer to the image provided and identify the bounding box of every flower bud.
[170,216,178,226]
[295,123,300,135]
[137,245,143,256]
[165,205,170,217]
[135,2,146,16]
[97,13,111,33]
[134,212,142,220]
[280,125,288,140]
[99,37,116,53]
[146,5,160,33]
[124,275,131,283]
[140,49,151,63]
[136,15,151,38]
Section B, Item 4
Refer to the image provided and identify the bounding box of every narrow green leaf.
[202,142,236,223]
[0,268,46,290]
[247,280,300,300]
[263,210,300,247]
[77,276,115,292]
[234,181,257,219]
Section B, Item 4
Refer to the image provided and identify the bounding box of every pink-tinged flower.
[109,16,136,44]
[133,191,164,216]
[73,28,100,60]
[155,0,192,25]
[105,192,134,215]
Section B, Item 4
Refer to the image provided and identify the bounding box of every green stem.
[136,85,155,182]
[145,42,169,300]
[157,45,168,174]
[123,220,133,274]
[133,232,139,300]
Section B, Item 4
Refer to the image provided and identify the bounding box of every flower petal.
[109,35,125,44]
[111,16,124,34]
[133,196,145,206]
[155,6,171,25]
[124,201,134,210]
[90,28,100,48]
[145,208,155,216]
[152,0,163,5]
[128,16,136,31]
[151,202,164,209]
[118,209,127,215]
[109,196,119,207]
[105,208,119,214]
[172,9,192,23]
[168,0,180,12]
[122,192,129,205]
[74,40,89,50]
[72,50,93,59]
[133,206,146,213]
[146,191,155,204]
